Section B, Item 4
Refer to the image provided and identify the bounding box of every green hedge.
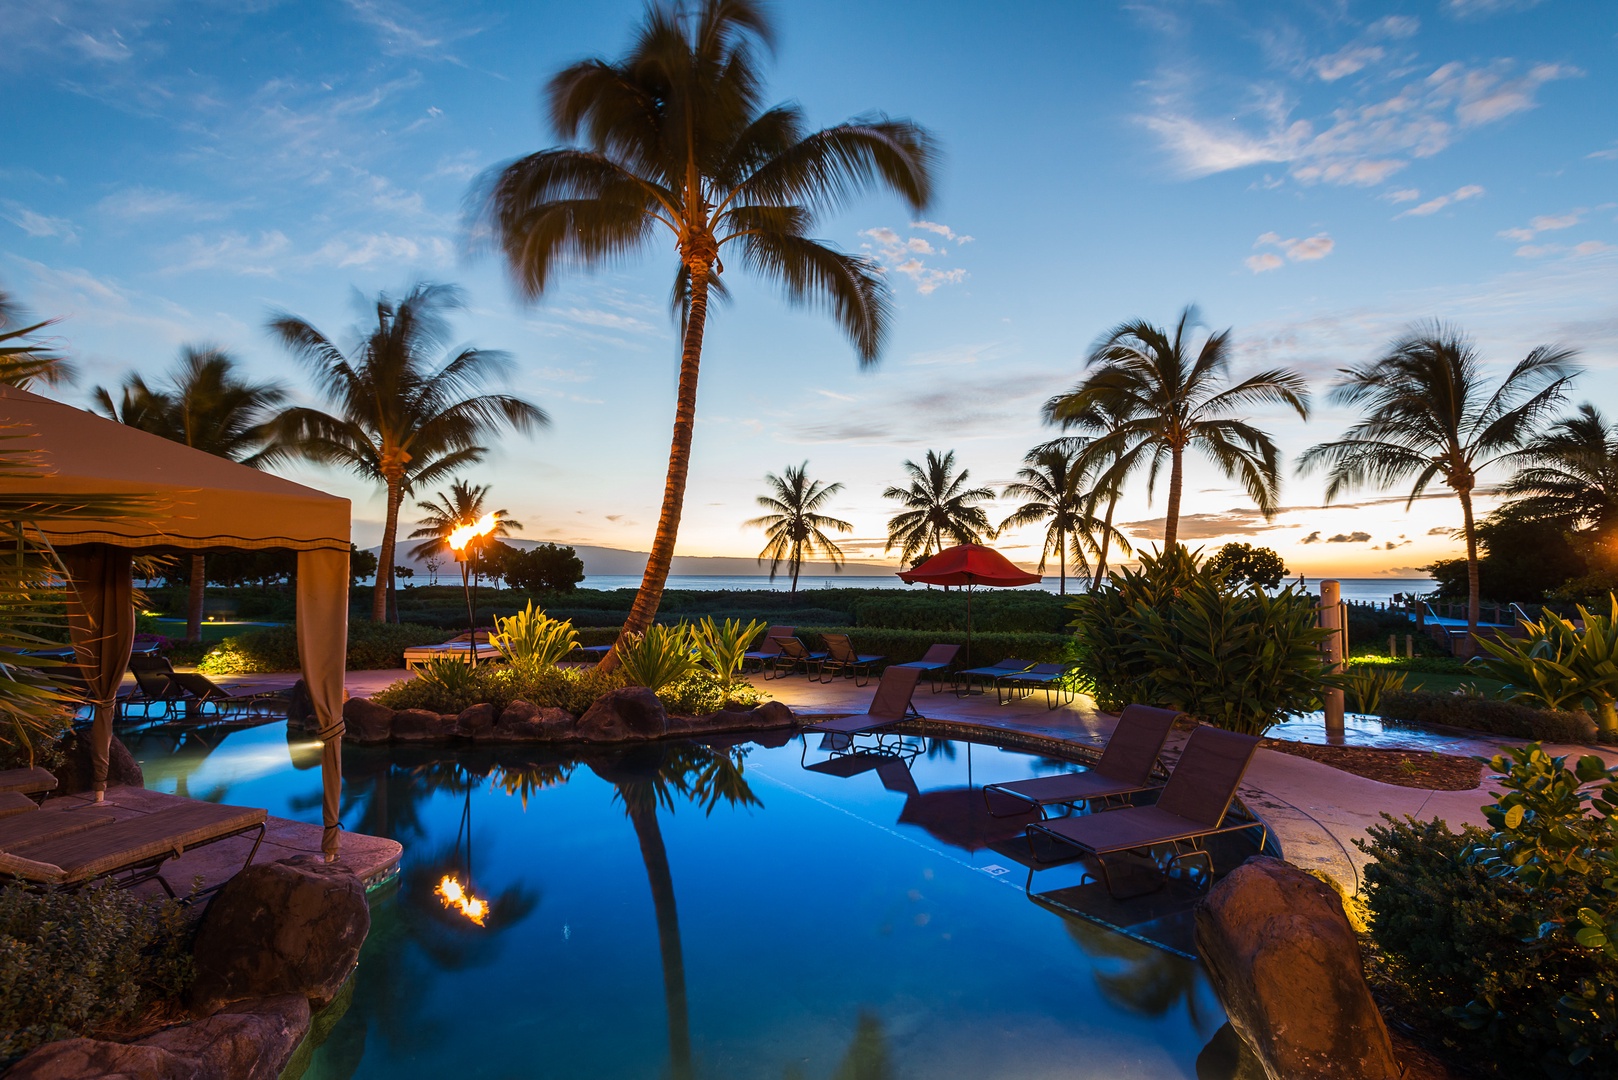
[1377,689,1596,743]
[796,626,1069,666]
[197,622,448,674]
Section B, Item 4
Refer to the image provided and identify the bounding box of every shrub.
[660,669,767,716]
[0,884,195,1064]
[847,590,1069,633]
[1474,597,1618,739]
[691,617,765,690]
[489,602,579,670]
[197,622,448,673]
[614,624,699,694]
[1343,666,1407,714]
[795,627,1069,666]
[1377,689,1596,743]
[371,662,629,715]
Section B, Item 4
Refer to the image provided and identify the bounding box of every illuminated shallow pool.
[126,721,1236,1079]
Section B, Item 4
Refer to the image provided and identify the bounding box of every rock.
[190,856,370,1014]
[1195,856,1401,1080]
[575,686,668,742]
[756,700,794,727]
[342,697,394,744]
[1197,1023,1268,1080]
[489,701,574,741]
[8,995,310,1080]
[52,731,143,795]
[499,699,541,726]
[456,702,497,738]
[390,708,455,741]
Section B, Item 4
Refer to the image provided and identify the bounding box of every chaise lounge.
[981,704,1179,818]
[890,644,960,693]
[815,633,885,686]
[995,662,1077,708]
[801,665,925,760]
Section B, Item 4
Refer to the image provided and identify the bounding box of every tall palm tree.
[408,480,524,564]
[883,449,995,567]
[745,462,851,593]
[93,346,284,643]
[0,288,75,390]
[475,0,936,665]
[1499,404,1618,538]
[266,283,546,623]
[1299,323,1578,651]
[997,442,1126,595]
[1045,306,1310,550]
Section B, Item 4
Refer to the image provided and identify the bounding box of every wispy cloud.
[860,222,970,294]
[1327,531,1373,543]
[1,202,79,243]
[1443,0,1547,19]
[341,0,479,62]
[96,187,234,223]
[1118,509,1282,540]
[1246,231,1334,272]
[162,231,291,276]
[1396,183,1485,218]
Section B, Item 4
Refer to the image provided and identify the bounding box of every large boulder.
[1195,856,1401,1080]
[341,697,394,744]
[576,687,668,742]
[8,994,310,1080]
[52,731,143,795]
[489,700,574,741]
[455,702,498,738]
[190,856,370,1014]
[390,708,455,741]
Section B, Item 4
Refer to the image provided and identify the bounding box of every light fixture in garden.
[448,512,498,667]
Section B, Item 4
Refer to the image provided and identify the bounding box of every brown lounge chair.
[0,767,59,819]
[763,636,827,680]
[891,644,960,693]
[802,665,925,760]
[815,633,885,687]
[1025,725,1265,897]
[0,800,267,898]
[123,655,186,718]
[982,704,1180,818]
[994,662,1077,708]
[169,672,285,718]
[954,657,1034,697]
[741,626,796,672]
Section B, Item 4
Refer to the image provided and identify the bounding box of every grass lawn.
[146,618,280,645]
[1392,670,1509,696]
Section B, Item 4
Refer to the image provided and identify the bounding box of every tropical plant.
[414,656,480,702]
[92,346,285,643]
[882,449,995,566]
[745,463,851,593]
[614,624,699,694]
[1343,666,1407,714]
[1474,598,1618,738]
[489,602,579,670]
[1206,542,1288,590]
[475,0,936,664]
[998,442,1124,594]
[0,288,75,390]
[266,283,546,622]
[1045,306,1310,549]
[1299,323,1578,653]
[407,480,524,564]
[691,617,765,690]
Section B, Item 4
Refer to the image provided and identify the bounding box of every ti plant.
[490,601,579,670]
[690,617,765,691]
[1475,597,1618,738]
[614,624,700,695]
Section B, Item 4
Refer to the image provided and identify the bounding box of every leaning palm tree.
[1499,403,1618,538]
[1045,306,1310,550]
[475,0,936,665]
[0,288,75,389]
[1299,323,1578,651]
[408,480,524,563]
[745,462,851,593]
[266,283,546,623]
[998,443,1126,595]
[883,450,995,567]
[93,346,284,643]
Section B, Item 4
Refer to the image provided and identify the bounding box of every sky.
[3,0,1616,581]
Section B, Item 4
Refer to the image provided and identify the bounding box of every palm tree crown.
[0,288,75,390]
[883,449,995,567]
[1045,306,1310,550]
[745,462,851,593]
[1298,322,1578,645]
[408,480,525,564]
[475,0,936,662]
[266,283,546,622]
[998,442,1126,595]
[1499,403,1618,536]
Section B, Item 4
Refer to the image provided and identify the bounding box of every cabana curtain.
[62,545,135,799]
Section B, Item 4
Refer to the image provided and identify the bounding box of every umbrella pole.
[966,582,973,667]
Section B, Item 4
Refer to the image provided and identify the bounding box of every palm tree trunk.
[186,553,206,644]
[1459,487,1480,659]
[603,261,712,669]
[1058,533,1066,596]
[1163,447,1184,551]
[373,480,403,623]
[790,538,801,594]
[1093,491,1118,590]
[626,798,693,1080]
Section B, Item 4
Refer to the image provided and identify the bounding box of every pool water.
[126,722,1231,1079]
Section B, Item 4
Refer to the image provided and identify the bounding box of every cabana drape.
[61,545,135,800]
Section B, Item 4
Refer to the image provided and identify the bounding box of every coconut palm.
[475,0,936,664]
[92,346,285,643]
[408,480,525,564]
[266,283,546,623]
[745,463,851,593]
[1499,404,1618,538]
[1045,307,1310,550]
[1299,323,1578,651]
[883,450,995,567]
[998,443,1126,595]
[0,288,75,390]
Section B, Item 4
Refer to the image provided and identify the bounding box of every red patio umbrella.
[898,544,1041,664]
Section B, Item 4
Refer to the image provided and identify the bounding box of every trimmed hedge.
[1377,689,1596,743]
[796,626,1069,666]
[197,622,448,674]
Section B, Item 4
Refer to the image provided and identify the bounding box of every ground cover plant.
[1375,690,1595,743]
[1474,598,1618,739]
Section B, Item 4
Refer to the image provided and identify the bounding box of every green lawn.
[145,619,281,644]
[1395,670,1508,696]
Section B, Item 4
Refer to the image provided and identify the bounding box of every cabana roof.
[0,385,349,552]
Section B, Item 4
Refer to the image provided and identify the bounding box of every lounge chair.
[801,665,925,759]
[1024,725,1265,897]
[0,804,115,847]
[763,636,826,680]
[123,655,186,718]
[0,768,58,819]
[891,644,960,693]
[815,633,885,687]
[954,657,1033,697]
[169,673,286,718]
[741,626,796,672]
[402,630,501,670]
[0,800,268,898]
[995,662,1079,709]
[981,704,1179,818]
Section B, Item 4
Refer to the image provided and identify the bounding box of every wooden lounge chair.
[954,657,1034,697]
[402,631,500,670]
[995,662,1078,708]
[802,665,925,759]
[982,705,1179,818]
[741,626,796,672]
[763,636,826,680]
[170,672,285,718]
[0,800,268,898]
[0,767,59,818]
[123,656,186,719]
[1024,725,1265,897]
[815,633,885,687]
[891,644,960,693]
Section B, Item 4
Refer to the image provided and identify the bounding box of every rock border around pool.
[327,686,797,745]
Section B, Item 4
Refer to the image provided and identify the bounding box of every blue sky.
[4,0,1615,579]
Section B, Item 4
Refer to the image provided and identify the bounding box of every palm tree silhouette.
[0,288,75,389]
[475,0,936,665]
[265,283,545,623]
[1046,307,1309,550]
[747,463,852,592]
[1299,323,1577,650]
[93,346,284,642]
[883,449,995,567]
[998,442,1125,594]
[408,480,525,591]
[1500,403,1618,539]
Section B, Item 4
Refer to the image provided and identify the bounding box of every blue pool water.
[127,723,1232,1078]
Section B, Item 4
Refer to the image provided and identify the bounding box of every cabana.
[0,386,350,859]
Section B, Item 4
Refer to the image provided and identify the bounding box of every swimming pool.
[126,722,1234,1078]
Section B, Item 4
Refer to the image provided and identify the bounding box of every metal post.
[1320,579,1345,740]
